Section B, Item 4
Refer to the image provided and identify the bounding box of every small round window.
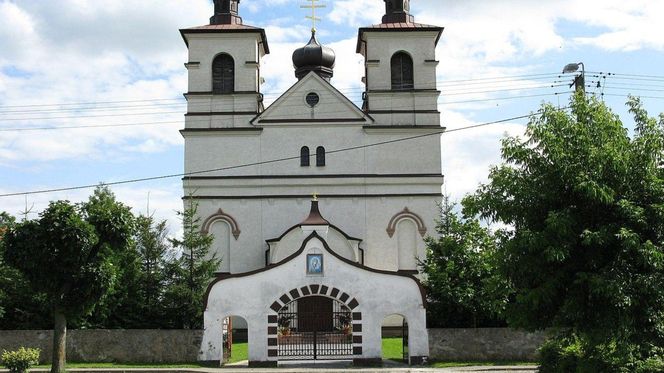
[306,92,320,107]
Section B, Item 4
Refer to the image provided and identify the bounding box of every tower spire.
[382,0,414,23]
[210,0,242,25]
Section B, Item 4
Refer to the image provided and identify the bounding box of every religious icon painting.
[307,254,324,274]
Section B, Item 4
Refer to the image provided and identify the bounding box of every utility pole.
[562,62,585,94]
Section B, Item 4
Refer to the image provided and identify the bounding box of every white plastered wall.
[200,233,428,363]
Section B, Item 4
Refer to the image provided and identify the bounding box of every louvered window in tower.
[391,52,414,90]
[212,54,235,93]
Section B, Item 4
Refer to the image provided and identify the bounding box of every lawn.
[382,337,405,361]
[34,363,206,368]
[227,342,247,363]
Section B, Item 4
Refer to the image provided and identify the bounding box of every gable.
[252,72,373,125]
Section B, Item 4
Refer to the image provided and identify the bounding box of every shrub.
[538,336,583,373]
[1,347,40,373]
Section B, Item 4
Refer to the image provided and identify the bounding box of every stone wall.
[0,330,203,364]
[428,328,548,361]
[0,328,546,363]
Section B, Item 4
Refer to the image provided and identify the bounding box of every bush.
[538,336,583,373]
[1,347,40,373]
[538,336,664,373]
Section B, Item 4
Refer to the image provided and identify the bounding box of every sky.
[1,0,663,233]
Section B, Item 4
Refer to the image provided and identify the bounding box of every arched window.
[316,146,325,167]
[391,52,414,90]
[212,54,234,93]
[300,146,310,167]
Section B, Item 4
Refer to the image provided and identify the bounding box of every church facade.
[180,0,444,366]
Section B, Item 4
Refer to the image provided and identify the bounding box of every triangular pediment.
[252,72,373,125]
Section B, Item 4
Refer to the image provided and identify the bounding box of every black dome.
[292,31,335,81]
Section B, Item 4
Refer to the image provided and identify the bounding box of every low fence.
[0,328,546,363]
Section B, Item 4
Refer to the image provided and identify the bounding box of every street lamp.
[562,62,585,94]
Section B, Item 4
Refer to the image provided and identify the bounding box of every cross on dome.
[300,0,326,33]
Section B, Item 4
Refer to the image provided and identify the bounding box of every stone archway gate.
[266,284,362,360]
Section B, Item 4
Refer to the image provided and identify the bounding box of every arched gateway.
[199,200,429,366]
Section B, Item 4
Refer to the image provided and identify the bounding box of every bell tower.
[357,0,443,126]
[180,0,269,130]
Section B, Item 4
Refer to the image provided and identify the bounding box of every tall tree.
[163,202,219,329]
[420,197,509,328]
[0,211,50,330]
[463,94,664,370]
[3,187,134,373]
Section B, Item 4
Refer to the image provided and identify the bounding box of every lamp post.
[562,62,585,94]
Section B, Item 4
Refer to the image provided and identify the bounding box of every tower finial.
[382,0,414,23]
[300,0,326,33]
[211,0,242,25]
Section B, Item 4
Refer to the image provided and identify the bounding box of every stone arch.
[202,208,241,240]
[386,207,427,238]
[266,284,363,360]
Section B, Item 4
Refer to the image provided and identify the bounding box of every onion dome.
[292,30,336,81]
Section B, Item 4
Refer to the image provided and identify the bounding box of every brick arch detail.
[266,284,363,360]
[201,208,241,240]
[386,207,427,238]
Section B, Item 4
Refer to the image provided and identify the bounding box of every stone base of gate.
[249,361,278,367]
[410,356,428,365]
[353,358,382,366]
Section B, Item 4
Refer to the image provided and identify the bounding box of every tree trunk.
[51,307,67,373]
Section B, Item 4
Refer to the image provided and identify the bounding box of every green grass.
[227,342,247,364]
[382,337,405,361]
[34,362,206,368]
[427,360,536,368]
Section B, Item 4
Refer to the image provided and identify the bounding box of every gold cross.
[312,192,319,202]
[300,0,326,33]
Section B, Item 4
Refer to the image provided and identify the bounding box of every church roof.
[179,24,270,53]
[356,22,444,53]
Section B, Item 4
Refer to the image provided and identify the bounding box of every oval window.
[306,92,320,107]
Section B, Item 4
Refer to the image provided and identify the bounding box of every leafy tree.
[420,197,510,328]
[0,212,15,320]
[81,214,171,329]
[0,212,51,330]
[163,202,219,329]
[463,94,664,370]
[3,186,134,373]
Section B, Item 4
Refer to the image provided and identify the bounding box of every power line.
[0,121,183,132]
[0,110,546,198]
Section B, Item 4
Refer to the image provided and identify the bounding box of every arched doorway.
[277,296,354,360]
[381,314,408,363]
[222,315,248,365]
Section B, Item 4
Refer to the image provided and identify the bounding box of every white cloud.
[0,183,184,237]
[441,109,526,201]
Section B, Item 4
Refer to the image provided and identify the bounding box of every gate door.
[277,296,353,360]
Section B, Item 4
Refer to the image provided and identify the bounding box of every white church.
[179,0,444,366]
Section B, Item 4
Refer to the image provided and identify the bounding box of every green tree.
[463,94,664,371]
[3,186,134,373]
[163,202,219,329]
[420,197,510,328]
[0,212,15,320]
[134,214,170,327]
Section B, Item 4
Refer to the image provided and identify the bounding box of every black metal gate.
[277,296,353,360]
[402,318,409,363]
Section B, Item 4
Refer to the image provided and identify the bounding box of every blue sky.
[1,0,663,231]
